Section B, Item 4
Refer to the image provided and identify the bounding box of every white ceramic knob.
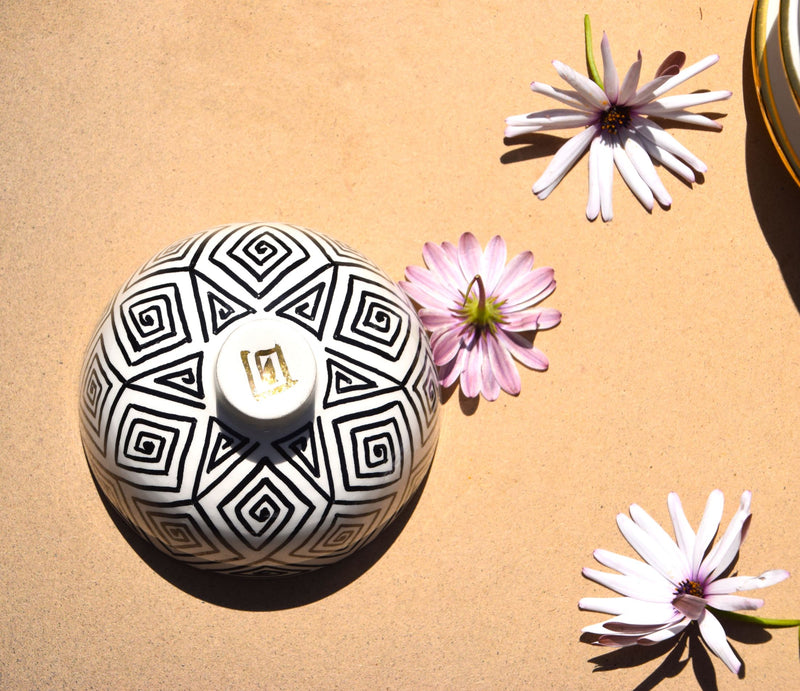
[215,318,317,427]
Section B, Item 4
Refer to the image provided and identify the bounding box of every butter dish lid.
[79,222,440,576]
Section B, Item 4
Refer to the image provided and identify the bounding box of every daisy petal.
[487,334,521,395]
[706,570,791,594]
[698,609,741,674]
[579,596,650,616]
[692,489,724,575]
[639,89,732,114]
[597,604,682,632]
[704,595,764,612]
[633,116,707,172]
[423,241,466,288]
[655,51,686,77]
[601,33,620,102]
[437,348,464,388]
[597,620,689,647]
[418,309,459,331]
[596,135,615,221]
[613,141,654,211]
[480,342,501,401]
[530,81,595,110]
[652,54,721,98]
[503,311,545,332]
[481,235,507,293]
[440,240,459,265]
[459,341,483,398]
[533,125,598,199]
[531,307,562,329]
[673,593,706,620]
[700,490,751,582]
[552,60,609,109]
[629,503,689,579]
[635,133,696,182]
[582,567,673,602]
[403,265,461,305]
[505,109,595,134]
[504,307,562,332]
[458,232,483,279]
[629,74,674,107]
[637,620,691,645]
[430,327,465,366]
[668,492,696,562]
[618,51,642,103]
[494,251,534,297]
[586,135,602,220]
[616,513,683,586]
[495,330,549,370]
[623,133,672,207]
[582,618,668,637]
[400,281,457,313]
[638,110,724,129]
[502,266,556,307]
[592,548,668,583]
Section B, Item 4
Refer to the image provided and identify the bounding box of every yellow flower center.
[675,579,704,598]
[601,105,631,133]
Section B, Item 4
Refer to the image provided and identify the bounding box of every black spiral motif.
[79,335,123,454]
[334,275,410,361]
[333,402,407,492]
[210,225,310,298]
[117,283,190,365]
[114,405,196,491]
[125,424,167,464]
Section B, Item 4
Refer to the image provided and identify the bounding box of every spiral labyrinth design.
[79,223,440,575]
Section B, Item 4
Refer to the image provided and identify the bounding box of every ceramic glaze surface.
[79,223,440,576]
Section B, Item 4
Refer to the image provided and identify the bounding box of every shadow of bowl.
[89,461,430,611]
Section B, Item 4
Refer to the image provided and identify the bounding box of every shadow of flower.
[586,627,727,690]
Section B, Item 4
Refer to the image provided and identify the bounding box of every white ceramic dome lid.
[79,222,440,576]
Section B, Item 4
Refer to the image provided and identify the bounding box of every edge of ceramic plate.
[752,0,800,185]
[779,0,800,110]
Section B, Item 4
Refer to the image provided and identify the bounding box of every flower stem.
[710,608,800,649]
[584,15,603,89]
[463,275,486,311]
[711,609,800,628]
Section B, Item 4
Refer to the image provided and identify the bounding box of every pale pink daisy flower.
[505,25,731,221]
[399,233,561,401]
[580,490,790,674]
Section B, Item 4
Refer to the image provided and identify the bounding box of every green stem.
[711,609,800,628]
[710,607,800,649]
[463,275,485,310]
[584,15,603,89]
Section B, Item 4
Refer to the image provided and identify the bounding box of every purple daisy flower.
[399,232,561,401]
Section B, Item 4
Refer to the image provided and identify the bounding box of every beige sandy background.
[1,1,798,689]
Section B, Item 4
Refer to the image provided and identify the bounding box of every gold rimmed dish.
[752,0,800,185]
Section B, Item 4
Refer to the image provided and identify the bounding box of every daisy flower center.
[458,275,504,333]
[600,104,631,133]
[674,579,704,598]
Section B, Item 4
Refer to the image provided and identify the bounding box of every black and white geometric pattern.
[79,223,440,575]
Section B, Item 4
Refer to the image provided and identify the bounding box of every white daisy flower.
[580,490,790,674]
[505,21,731,221]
